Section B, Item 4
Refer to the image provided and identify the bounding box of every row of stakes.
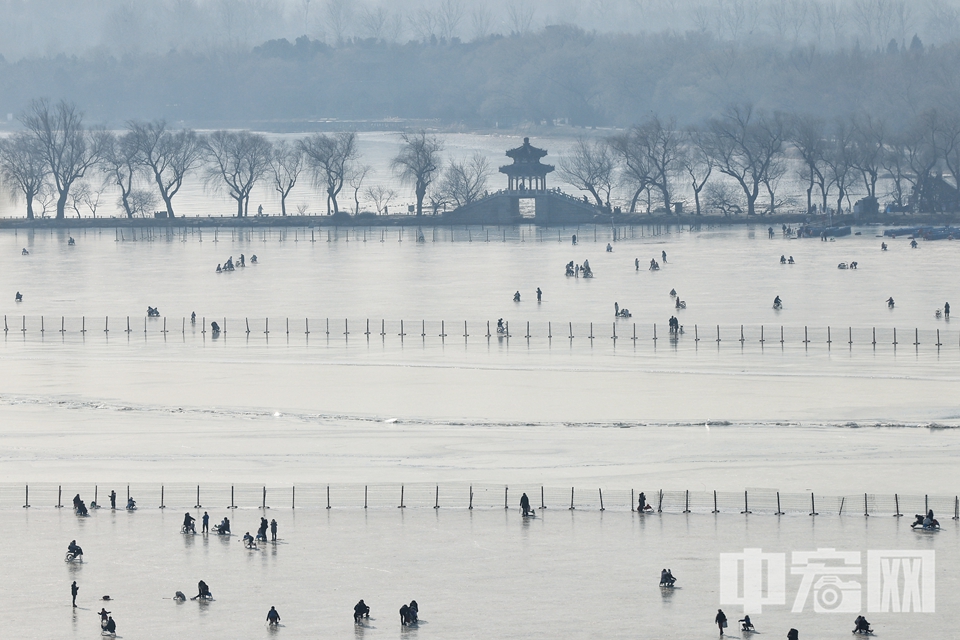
[3,315,958,349]
[20,485,960,518]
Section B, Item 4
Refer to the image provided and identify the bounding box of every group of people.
[648,258,661,270]
[779,255,796,264]
[98,607,117,635]
[614,302,631,318]
[837,261,858,269]
[770,224,798,238]
[565,259,593,277]
[911,509,940,530]
[73,493,89,516]
[213,516,231,535]
[351,599,419,627]
[146,306,161,317]
[668,316,682,334]
[399,600,419,626]
[216,254,257,273]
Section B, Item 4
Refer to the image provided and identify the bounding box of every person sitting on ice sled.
[853,615,873,634]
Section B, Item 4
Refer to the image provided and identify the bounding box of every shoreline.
[0,212,956,229]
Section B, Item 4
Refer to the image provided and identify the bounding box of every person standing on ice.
[520,493,532,516]
[109,490,116,510]
[715,609,728,635]
[71,581,79,608]
[202,512,209,534]
[270,519,278,541]
[266,606,281,625]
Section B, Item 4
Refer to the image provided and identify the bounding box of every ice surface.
[0,225,958,637]
[4,506,955,639]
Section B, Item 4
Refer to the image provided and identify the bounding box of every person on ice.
[739,614,754,631]
[853,615,872,634]
[104,616,117,634]
[193,580,212,600]
[183,512,196,533]
[243,532,256,548]
[202,512,209,534]
[257,517,269,541]
[354,599,370,624]
[71,581,79,607]
[270,519,278,541]
[98,608,111,623]
[514,291,521,302]
[715,609,728,635]
[67,540,83,560]
[266,606,281,625]
[520,493,532,517]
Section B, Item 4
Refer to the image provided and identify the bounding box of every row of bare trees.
[560,104,960,217]
[0,101,492,220]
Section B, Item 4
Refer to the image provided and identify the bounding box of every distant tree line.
[565,103,960,217]
[0,99,487,220]
[5,98,960,220]
[3,26,960,129]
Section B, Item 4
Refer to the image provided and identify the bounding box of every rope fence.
[5,483,958,518]
[2,316,958,353]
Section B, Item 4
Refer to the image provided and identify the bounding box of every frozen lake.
[7,506,954,639]
[1,223,958,637]
[1,224,959,491]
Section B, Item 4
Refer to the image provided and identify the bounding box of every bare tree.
[268,140,304,217]
[324,0,353,44]
[410,7,438,40]
[440,153,491,207]
[392,130,443,217]
[0,131,48,219]
[881,133,911,210]
[358,4,391,40]
[364,183,397,215]
[349,164,371,215]
[101,131,140,218]
[558,137,614,208]
[904,109,951,212]
[705,105,787,216]
[19,99,106,220]
[822,118,858,219]
[633,115,682,211]
[129,120,204,219]
[681,127,714,216]
[437,0,465,40]
[299,131,360,215]
[609,130,654,213]
[850,113,885,200]
[128,189,159,218]
[790,114,827,214]
[507,0,535,35]
[470,6,493,40]
[705,182,745,216]
[68,179,107,218]
[204,130,273,217]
